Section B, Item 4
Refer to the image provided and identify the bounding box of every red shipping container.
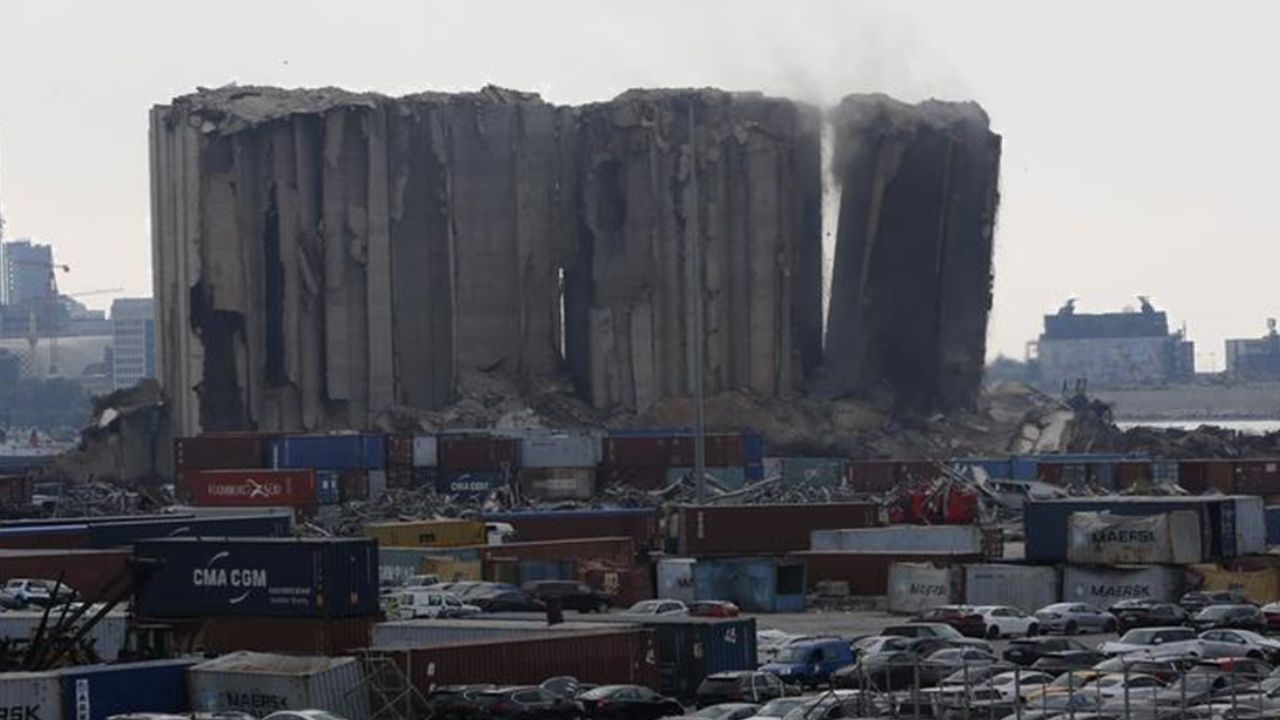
[0,548,131,601]
[679,502,879,556]
[387,434,415,469]
[439,436,519,472]
[582,565,654,607]
[789,550,980,594]
[846,461,897,493]
[1236,460,1280,495]
[196,616,375,655]
[182,469,317,507]
[603,434,744,468]
[339,470,369,501]
[1178,460,1235,494]
[174,434,269,472]
[0,476,33,507]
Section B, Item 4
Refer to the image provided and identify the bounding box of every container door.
[657,560,697,603]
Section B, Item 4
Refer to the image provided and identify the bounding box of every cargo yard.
[0,4,1277,720]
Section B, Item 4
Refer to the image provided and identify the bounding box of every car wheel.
[1027,623,1039,637]
[1065,620,1078,635]
[1103,619,1117,633]
[1248,650,1264,660]
[987,625,1000,639]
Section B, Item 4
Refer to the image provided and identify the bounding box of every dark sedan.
[1002,637,1097,667]
[912,605,987,638]
[523,581,612,613]
[1189,604,1268,632]
[427,684,496,720]
[831,650,918,691]
[1112,601,1188,632]
[1180,590,1248,614]
[579,685,684,720]
[472,686,584,720]
[471,589,546,613]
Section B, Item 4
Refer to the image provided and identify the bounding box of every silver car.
[1033,602,1117,635]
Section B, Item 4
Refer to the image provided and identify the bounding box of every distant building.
[1,239,54,306]
[1226,319,1280,381]
[1033,297,1195,391]
[110,298,155,389]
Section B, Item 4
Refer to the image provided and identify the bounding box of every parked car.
[1032,602,1117,634]
[1191,604,1268,632]
[0,578,78,609]
[917,647,1000,685]
[1181,590,1249,614]
[981,671,1056,701]
[760,636,855,688]
[394,590,481,620]
[689,601,740,618]
[851,635,914,659]
[427,684,497,720]
[623,600,688,616]
[1111,601,1188,632]
[472,686,585,720]
[403,573,442,588]
[778,691,888,720]
[1262,602,1280,632]
[973,605,1040,638]
[1098,627,1200,657]
[523,581,612,613]
[1027,650,1108,675]
[694,672,787,707]
[1003,637,1099,667]
[579,685,684,720]
[912,605,987,638]
[678,704,759,720]
[470,588,546,613]
[1197,629,1280,663]
[882,622,994,650]
[739,698,810,720]
[262,712,350,720]
[831,650,918,691]
[1075,673,1167,702]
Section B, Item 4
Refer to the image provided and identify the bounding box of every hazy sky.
[1,1,1276,367]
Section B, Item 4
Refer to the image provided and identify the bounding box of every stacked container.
[271,434,387,503]
[435,433,517,498]
[501,429,601,501]
[599,431,753,491]
[188,652,371,720]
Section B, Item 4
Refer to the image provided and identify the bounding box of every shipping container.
[365,519,486,549]
[0,476,34,507]
[88,512,293,549]
[459,537,635,568]
[482,509,661,549]
[844,461,898,493]
[743,433,765,481]
[0,611,127,661]
[561,615,757,698]
[62,659,196,720]
[435,471,508,497]
[1060,565,1184,605]
[690,557,806,613]
[789,551,980,595]
[518,468,596,500]
[664,467,747,491]
[181,469,317,508]
[134,537,377,619]
[412,435,439,468]
[386,434,415,469]
[766,458,847,488]
[886,562,960,614]
[0,524,90,550]
[371,628,659,692]
[438,435,519,472]
[1177,460,1235,494]
[0,549,129,602]
[949,458,1014,481]
[271,434,386,471]
[1066,511,1203,565]
[657,558,697,604]
[510,432,600,469]
[378,546,479,585]
[1236,460,1280,496]
[371,619,627,648]
[1188,559,1280,604]
[678,502,878,556]
[603,433,745,468]
[189,652,371,720]
[1025,496,1266,562]
[582,565,655,608]
[316,471,341,504]
[338,470,369,502]
[810,525,985,554]
[197,616,376,656]
[175,434,269,473]
[1268,506,1280,546]
[0,671,62,720]
[963,564,1061,612]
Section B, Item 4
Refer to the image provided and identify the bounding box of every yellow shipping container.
[364,519,486,548]
[1189,563,1280,604]
[420,556,483,582]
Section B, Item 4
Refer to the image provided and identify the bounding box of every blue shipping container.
[1267,506,1280,545]
[88,513,292,549]
[316,471,341,504]
[743,433,765,481]
[692,557,806,613]
[950,458,1013,480]
[272,434,386,470]
[583,615,757,698]
[435,471,506,497]
[62,659,197,720]
[134,537,378,618]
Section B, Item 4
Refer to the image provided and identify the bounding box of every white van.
[394,590,481,620]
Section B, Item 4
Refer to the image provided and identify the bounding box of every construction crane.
[10,258,69,378]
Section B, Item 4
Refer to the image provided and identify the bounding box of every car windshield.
[774,646,812,663]
[580,686,627,700]
[696,706,750,720]
[1198,606,1235,618]
[757,699,807,718]
[629,601,663,613]
[4,580,21,589]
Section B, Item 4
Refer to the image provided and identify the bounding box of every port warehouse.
[4,430,1280,718]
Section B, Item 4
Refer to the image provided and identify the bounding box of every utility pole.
[688,101,707,504]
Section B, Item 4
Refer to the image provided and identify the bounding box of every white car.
[1098,627,1200,657]
[1076,673,1166,701]
[740,697,811,720]
[393,590,480,620]
[973,605,1040,638]
[981,670,1055,700]
[0,578,78,609]
[624,599,688,616]
[1197,629,1280,662]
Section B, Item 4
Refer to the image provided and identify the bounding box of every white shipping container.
[963,564,1060,612]
[368,470,388,501]
[1067,511,1202,565]
[520,468,595,500]
[518,433,601,468]
[0,672,62,720]
[656,558,697,604]
[886,562,960,614]
[412,435,438,468]
[1231,496,1267,556]
[811,526,983,554]
[0,610,127,661]
[372,619,624,647]
[1061,565,1184,606]
[189,652,372,720]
